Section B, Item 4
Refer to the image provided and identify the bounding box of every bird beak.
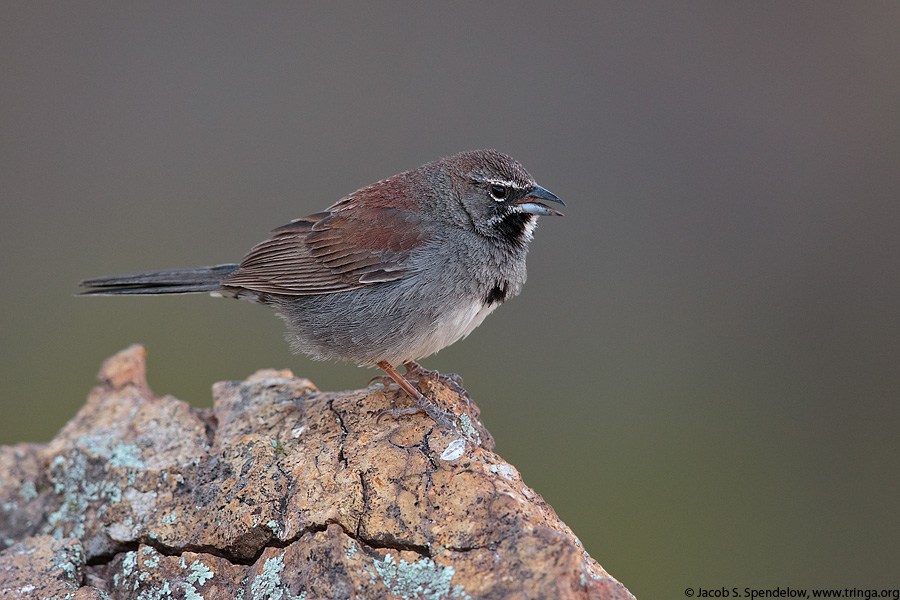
[515,185,565,216]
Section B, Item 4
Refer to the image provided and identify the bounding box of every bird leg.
[376,361,458,430]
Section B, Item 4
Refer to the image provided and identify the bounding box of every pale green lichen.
[118,560,174,600]
[77,434,146,469]
[266,519,283,537]
[249,554,306,600]
[52,541,84,583]
[121,550,138,577]
[251,555,284,600]
[46,452,124,539]
[132,579,174,600]
[186,560,214,586]
[579,552,608,587]
[458,414,480,444]
[183,583,203,600]
[343,543,358,560]
[142,550,160,569]
[373,553,470,600]
[154,580,173,599]
[104,481,123,504]
[20,480,37,502]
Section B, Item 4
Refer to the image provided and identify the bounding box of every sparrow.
[81,149,564,429]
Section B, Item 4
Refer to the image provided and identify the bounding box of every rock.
[0,345,634,599]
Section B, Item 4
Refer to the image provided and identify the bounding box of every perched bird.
[81,150,564,428]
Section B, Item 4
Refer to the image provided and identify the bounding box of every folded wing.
[222,203,429,295]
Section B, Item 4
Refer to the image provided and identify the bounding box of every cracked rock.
[0,345,633,599]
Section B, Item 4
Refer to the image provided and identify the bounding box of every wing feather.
[221,202,429,295]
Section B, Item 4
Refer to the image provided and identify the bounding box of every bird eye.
[489,184,509,201]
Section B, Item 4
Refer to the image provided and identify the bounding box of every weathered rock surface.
[0,345,633,599]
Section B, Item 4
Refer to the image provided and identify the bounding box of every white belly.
[404,299,498,363]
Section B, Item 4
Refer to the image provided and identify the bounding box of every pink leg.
[376,361,458,430]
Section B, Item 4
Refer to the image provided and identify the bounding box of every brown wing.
[221,204,429,295]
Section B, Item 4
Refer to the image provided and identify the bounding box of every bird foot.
[376,405,425,422]
[376,400,458,432]
[376,360,461,432]
[403,361,464,386]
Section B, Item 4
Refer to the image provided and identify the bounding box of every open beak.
[515,184,565,216]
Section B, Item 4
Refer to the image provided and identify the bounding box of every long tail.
[79,264,239,295]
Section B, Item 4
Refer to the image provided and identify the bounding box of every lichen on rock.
[0,345,633,599]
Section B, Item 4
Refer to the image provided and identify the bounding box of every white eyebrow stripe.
[471,175,525,189]
[488,178,521,189]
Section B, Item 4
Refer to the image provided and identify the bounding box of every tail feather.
[79,264,239,295]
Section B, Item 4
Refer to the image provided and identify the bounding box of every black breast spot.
[484,280,509,306]
[495,212,534,246]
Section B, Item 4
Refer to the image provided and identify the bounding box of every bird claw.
[376,395,460,433]
[376,405,424,423]
[402,361,436,380]
[442,372,464,385]
[403,362,463,386]
[416,402,461,432]
[377,401,460,431]
[367,374,392,387]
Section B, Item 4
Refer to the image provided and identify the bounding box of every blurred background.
[3,2,899,597]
